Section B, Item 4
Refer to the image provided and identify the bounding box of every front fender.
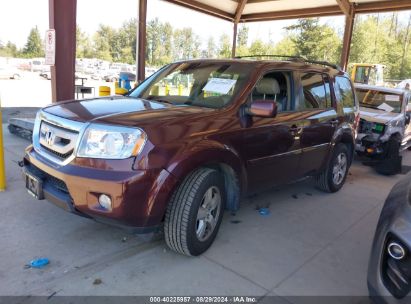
[144,141,247,224]
[166,140,247,190]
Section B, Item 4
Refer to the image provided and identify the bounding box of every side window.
[334,76,356,111]
[298,73,330,110]
[251,71,291,112]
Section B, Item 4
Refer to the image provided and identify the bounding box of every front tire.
[316,143,350,193]
[164,168,225,256]
[375,137,401,175]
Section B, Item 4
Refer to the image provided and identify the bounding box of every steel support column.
[340,8,355,71]
[49,0,77,102]
[137,0,147,82]
[232,0,247,58]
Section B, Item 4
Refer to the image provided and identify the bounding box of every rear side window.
[298,73,331,110]
[334,76,356,110]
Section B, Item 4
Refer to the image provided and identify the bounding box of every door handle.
[290,124,302,135]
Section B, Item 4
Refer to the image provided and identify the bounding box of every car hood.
[359,107,403,124]
[43,96,212,124]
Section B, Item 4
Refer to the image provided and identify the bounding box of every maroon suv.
[23,59,358,256]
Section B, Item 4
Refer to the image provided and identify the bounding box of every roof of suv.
[174,58,345,77]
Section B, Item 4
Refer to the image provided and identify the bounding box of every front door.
[242,71,303,192]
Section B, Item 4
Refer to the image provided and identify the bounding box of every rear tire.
[164,168,225,256]
[316,143,350,193]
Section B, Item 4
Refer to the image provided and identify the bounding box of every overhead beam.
[49,0,76,102]
[163,0,234,22]
[241,6,342,22]
[355,0,411,14]
[336,0,351,16]
[234,0,248,23]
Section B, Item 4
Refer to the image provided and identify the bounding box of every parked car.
[355,84,411,175]
[0,66,21,79]
[22,58,358,256]
[368,172,411,302]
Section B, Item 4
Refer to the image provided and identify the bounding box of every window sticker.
[203,78,237,95]
[377,102,394,112]
[385,94,400,102]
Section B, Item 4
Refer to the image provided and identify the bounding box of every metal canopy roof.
[163,0,411,22]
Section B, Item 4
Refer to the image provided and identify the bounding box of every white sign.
[203,78,237,95]
[377,102,394,112]
[385,94,400,102]
[45,29,56,65]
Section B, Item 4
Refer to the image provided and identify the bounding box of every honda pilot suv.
[23,58,358,256]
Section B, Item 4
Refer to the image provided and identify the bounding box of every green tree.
[93,24,115,61]
[76,27,93,58]
[237,25,249,47]
[236,25,249,56]
[249,39,270,55]
[286,18,341,63]
[218,34,232,58]
[0,41,19,57]
[272,36,297,56]
[206,37,217,58]
[349,14,411,79]
[22,26,44,58]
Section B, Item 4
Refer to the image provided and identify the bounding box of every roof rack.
[235,54,305,61]
[235,54,342,71]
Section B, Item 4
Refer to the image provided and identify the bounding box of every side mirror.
[246,100,277,118]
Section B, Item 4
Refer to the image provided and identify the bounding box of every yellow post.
[165,84,170,96]
[0,97,6,192]
[99,86,111,96]
[178,84,183,96]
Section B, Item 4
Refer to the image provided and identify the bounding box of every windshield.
[356,88,403,113]
[129,62,253,109]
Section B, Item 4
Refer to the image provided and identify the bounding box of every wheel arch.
[166,146,246,212]
[332,125,355,164]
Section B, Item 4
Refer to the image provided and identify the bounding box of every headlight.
[77,124,146,159]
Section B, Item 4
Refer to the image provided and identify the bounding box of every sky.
[0,0,410,50]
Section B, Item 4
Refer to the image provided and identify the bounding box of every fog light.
[98,194,112,211]
[367,148,374,153]
[388,242,406,260]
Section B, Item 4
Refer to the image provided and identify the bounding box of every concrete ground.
[1,123,409,301]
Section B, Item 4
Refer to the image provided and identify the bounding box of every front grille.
[39,121,79,161]
[381,234,411,298]
[27,163,69,194]
[40,143,74,160]
[359,119,385,134]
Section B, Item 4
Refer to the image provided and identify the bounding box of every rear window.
[334,76,356,111]
[299,73,332,110]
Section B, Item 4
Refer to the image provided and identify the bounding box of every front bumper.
[23,145,177,232]
[356,133,387,156]
[367,174,411,303]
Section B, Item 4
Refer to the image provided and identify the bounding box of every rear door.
[296,72,338,176]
